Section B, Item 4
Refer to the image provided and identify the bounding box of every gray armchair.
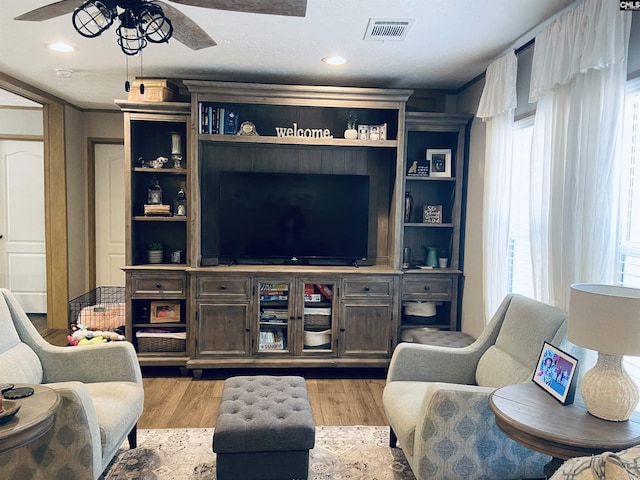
[383,294,585,480]
[0,288,144,479]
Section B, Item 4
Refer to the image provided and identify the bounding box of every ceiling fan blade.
[14,0,85,21]
[169,0,307,17]
[158,1,217,50]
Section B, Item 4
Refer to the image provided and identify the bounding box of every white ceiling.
[0,0,577,111]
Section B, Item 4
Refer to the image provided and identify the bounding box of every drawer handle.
[424,285,431,292]
[363,286,370,292]
[219,285,227,290]
[156,283,162,289]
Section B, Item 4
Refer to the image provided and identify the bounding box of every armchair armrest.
[413,383,549,480]
[35,342,143,385]
[386,342,485,384]
[2,381,103,479]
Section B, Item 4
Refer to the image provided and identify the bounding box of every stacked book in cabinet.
[117,101,191,366]
[400,112,472,336]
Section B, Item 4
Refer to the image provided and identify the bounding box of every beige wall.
[456,78,486,339]
[0,107,43,136]
[65,106,87,299]
[66,109,123,299]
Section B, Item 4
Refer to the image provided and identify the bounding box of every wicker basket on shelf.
[136,331,186,352]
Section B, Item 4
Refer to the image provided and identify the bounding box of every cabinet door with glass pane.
[256,280,292,355]
[298,279,336,356]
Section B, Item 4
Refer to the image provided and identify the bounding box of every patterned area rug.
[100,426,415,479]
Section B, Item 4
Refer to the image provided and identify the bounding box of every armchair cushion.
[382,381,430,456]
[476,295,569,388]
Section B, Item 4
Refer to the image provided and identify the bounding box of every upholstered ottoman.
[213,375,316,480]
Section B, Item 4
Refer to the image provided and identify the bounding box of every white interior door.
[0,140,46,312]
[95,143,125,286]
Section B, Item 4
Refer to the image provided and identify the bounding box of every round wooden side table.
[489,383,640,479]
[0,384,60,454]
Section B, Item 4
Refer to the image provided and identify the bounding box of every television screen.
[213,171,370,265]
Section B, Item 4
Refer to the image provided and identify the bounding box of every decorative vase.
[426,247,438,267]
[404,192,413,223]
[344,129,358,140]
[148,250,163,264]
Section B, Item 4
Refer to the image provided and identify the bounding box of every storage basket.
[69,286,126,331]
[303,329,331,347]
[304,314,331,328]
[136,331,186,352]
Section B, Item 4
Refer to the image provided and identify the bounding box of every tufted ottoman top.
[402,328,475,348]
[213,375,316,454]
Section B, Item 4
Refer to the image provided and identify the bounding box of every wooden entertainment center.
[117,81,471,375]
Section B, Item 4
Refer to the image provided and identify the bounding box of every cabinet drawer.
[342,278,394,298]
[131,274,186,296]
[196,276,251,298]
[402,277,453,300]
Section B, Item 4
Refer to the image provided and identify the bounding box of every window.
[620,79,640,403]
[617,79,640,288]
[507,80,640,295]
[507,116,534,296]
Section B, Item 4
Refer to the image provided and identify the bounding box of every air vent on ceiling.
[364,18,414,41]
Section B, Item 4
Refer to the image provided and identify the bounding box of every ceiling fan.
[15,0,308,55]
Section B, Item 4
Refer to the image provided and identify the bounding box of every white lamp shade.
[569,284,640,356]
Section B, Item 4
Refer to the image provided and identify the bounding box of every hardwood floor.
[139,368,388,428]
[31,318,390,428]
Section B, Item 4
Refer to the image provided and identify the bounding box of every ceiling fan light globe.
[72,0,116,38]
[117,8,147,55]
[117,26,147,55]
[138,2,173,44]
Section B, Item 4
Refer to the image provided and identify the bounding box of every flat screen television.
[204,171,370,266]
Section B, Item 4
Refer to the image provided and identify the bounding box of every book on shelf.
[259,330,285,350]
[143,204,171,216]
[315,284,333,301]
[260,294,288,301]
[198,103,239,135]
[260,283,288,291]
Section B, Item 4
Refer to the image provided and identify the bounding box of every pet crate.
[68,286,126,332]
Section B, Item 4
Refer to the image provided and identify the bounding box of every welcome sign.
[275,122,333,139]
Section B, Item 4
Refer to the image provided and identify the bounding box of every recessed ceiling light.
[322,56,347,66]
[48,42,75,53]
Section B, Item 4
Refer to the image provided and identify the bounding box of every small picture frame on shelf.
[358,125,369,140]
[532,341,579,405]
[423,205,443,224]
[427,149,452,177]
[150,301,181,323]
[407,158,430,177]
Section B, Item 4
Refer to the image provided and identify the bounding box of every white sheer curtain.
[528,0,630,310]
[477,51,518,322]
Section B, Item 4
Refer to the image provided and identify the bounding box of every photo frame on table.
[426,149,452,177]
[150,301,181,323]
[532,341,579,405]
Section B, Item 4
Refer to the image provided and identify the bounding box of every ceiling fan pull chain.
[124,56,130,92]
[139,52,144,95]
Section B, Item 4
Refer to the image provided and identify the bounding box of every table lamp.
[568,284,640,421]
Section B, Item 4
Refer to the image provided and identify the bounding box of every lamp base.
[580,352,639,421]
